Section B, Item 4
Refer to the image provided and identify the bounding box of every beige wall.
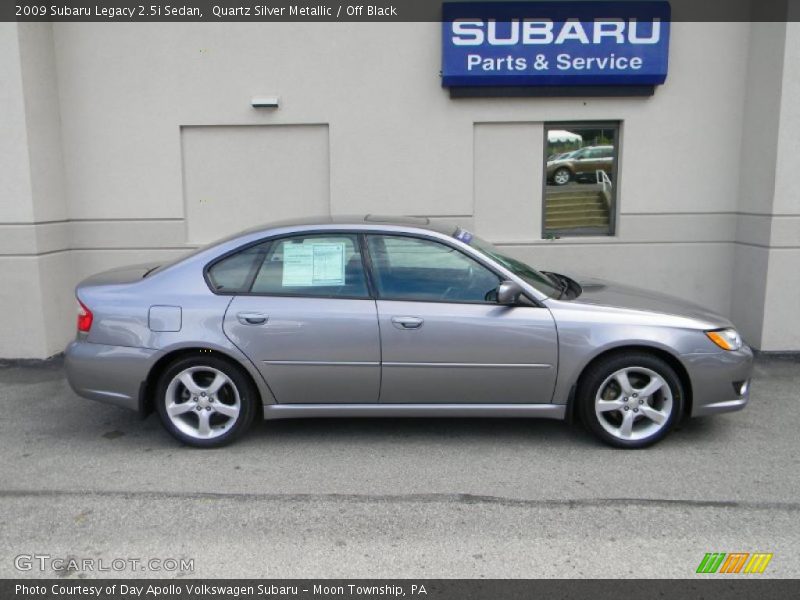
[182,124,331,243]
[1,21,798,357]
[0,23,70,357]
[760,23,800,350]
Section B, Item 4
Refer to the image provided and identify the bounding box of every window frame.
[204,240,270,295]
[204,229,545,306]
[363,232,520,307]
[203,231,373,301]
[542,121,621,238]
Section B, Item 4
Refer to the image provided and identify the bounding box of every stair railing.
[596,169,614,217]
[596,169,612,193]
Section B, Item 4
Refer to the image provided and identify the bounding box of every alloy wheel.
[164,366,241,440]
[553,168,571,185]
[594,366,673,442]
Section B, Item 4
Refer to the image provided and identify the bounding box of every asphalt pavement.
[0,355,797,578]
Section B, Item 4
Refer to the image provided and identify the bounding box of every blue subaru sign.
[442,1,670,87]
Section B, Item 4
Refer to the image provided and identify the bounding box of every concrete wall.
[730,22,785,349]
[760,23,800,350]
[0,23,73,358]
[731,22,800,351]
[182,124,331,243]
[0,21,797,357]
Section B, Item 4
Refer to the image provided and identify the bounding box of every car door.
[573,147,599,177]
[598,146,614,177]
[220,232,380,404]
[366,234,558,404]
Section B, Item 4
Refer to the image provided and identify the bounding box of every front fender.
[547,303,712,405]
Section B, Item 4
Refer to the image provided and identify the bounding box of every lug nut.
[633,408,639,413]
[639,399,644,404]
[624,406,629,411]
[206,406,212,411]
[633,393,638,398]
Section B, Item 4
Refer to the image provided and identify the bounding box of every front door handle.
[237,312,268,325]
[391,316,424,330]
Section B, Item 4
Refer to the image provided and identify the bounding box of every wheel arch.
[139,346,269,417]
[566,344,693,423]
[553,165,575,176]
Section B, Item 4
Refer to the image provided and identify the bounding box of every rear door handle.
[391,316,424,330]
[237,312,268,325]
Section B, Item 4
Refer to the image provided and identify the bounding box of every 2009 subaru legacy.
[65,215,752,448]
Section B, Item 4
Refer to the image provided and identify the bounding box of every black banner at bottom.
[3,580,796,600]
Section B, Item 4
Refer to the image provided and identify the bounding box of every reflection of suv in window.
[546,145,613,186]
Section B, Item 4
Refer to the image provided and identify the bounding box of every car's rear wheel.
[553,167,571,185]
[155,355,257,448]
[578,353,684,448]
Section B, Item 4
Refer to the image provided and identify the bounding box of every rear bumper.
[682,345,754,417]
[64,340,156,412]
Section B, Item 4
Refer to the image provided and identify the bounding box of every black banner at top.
[1,0,799,22]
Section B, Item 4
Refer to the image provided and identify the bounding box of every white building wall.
[0,21,797,357]
[761,23,800,350]
[0,23,71,358]
[730,22,785,349]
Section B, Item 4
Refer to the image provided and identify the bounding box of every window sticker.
[453,227,474,244]
[282,242,346,287]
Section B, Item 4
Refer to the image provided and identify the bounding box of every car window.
[206,242,270,293]
[250,233,369,298]
[366,235,501,303]
[466,235,560,297]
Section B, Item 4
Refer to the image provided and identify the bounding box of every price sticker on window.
[282,242,346,287]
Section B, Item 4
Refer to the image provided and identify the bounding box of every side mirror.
[497,280,523,305]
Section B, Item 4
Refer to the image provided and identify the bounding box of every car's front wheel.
[155,355,257,448]
[578,353,684,448]
[552,167,572,185]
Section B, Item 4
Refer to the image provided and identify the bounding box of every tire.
[553,167,571,186]
[578,352,684,449]
[155,354,258,448]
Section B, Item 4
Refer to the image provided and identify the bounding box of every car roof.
[147,214,464,280]
[236,214,458,237]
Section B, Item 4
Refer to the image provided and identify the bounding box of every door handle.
[237,312,268,325]
[391,316,424,330]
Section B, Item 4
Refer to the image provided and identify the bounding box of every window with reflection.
[544,123,619,237]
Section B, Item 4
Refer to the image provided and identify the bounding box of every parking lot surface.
[0,355,797,578]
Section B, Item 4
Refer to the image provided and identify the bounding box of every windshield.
[548,150,577,163]
[466,234,560,297]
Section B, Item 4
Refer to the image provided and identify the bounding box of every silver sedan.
[65,216,753,448]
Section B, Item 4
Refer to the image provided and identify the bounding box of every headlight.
[705,328,743,351]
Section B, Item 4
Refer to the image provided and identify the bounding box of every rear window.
[206,243,269,292]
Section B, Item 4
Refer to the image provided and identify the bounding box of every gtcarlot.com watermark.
[14,553,194,574]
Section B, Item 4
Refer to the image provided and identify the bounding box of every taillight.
[77,300,93,333]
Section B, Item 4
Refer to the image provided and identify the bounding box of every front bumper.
[65,340,157,412]
[682,344,754,417]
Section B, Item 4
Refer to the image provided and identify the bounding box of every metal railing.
[596,169,612,193]
[596,169,614,216]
